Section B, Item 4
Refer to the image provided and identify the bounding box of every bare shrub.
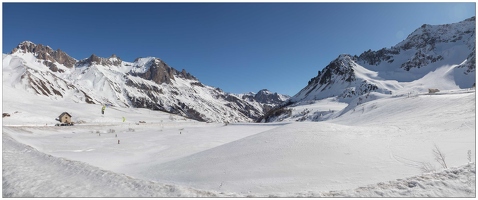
[468,150,472,163]
[433,144,447,169]
[419,162,436,173]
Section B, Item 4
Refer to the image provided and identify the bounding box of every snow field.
[3,90,475,197]
[5,124,473,197]
[2,133,234,198]
[2,57,475,197]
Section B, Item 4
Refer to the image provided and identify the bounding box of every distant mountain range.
[3,42,288,123]
[259,16,475,122]
[3,17,475,123]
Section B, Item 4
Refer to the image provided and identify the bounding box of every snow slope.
[141,91,474,195]
[2,86,475,197]
[2,132,234,198]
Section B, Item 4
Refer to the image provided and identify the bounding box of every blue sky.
[3,2,475,96]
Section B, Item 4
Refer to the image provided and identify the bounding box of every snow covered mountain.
[3,17,475,198]
[237,89,290,113]
[261,16,475,122]
[3,41,268,123]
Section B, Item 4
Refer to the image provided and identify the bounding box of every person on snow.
[102,105,106,115]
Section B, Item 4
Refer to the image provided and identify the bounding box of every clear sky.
[2,2,475,96]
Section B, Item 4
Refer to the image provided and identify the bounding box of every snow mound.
[318,163,476,197]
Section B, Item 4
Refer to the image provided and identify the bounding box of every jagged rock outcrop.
[77,54,123,67]
[239,89,290,113]
[254,89,289,105]
[459,47,476,75]
[11,41,77,71]
[129,58,197,85]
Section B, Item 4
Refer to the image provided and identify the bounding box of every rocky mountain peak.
[77,53,123,67]
[89,54,101,63]
[253,89,289,105]
[129,57,197,85]
[11,41,77,70]
[310,54,356,86]
[11,41,40,53]
[179,69,197,80]
[465,16,476,22]
[257,89,270,94]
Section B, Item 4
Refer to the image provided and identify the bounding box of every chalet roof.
[59,112,71,118]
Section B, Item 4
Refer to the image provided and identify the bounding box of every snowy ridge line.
[2,131,237,197]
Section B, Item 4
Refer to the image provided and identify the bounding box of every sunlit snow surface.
[3,17,475,196]
[2,83,475,197]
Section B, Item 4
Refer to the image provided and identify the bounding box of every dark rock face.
[357,48,400,66]
[12,41,76,69]
[77,54,123,67]
[400,52,444,71]
[256,101,293,123]
[19,68,96,103]
[125,76,209,122]
[109,54,122,66]
[240,89,289,116]
[224,94,263,120]
[253,89,287,105]
[307,55,356,91]
[141,59,176,84]
[51,49,77,68]
[129,58,197,85]
[459,47,476,75]
[179,69,196,80]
